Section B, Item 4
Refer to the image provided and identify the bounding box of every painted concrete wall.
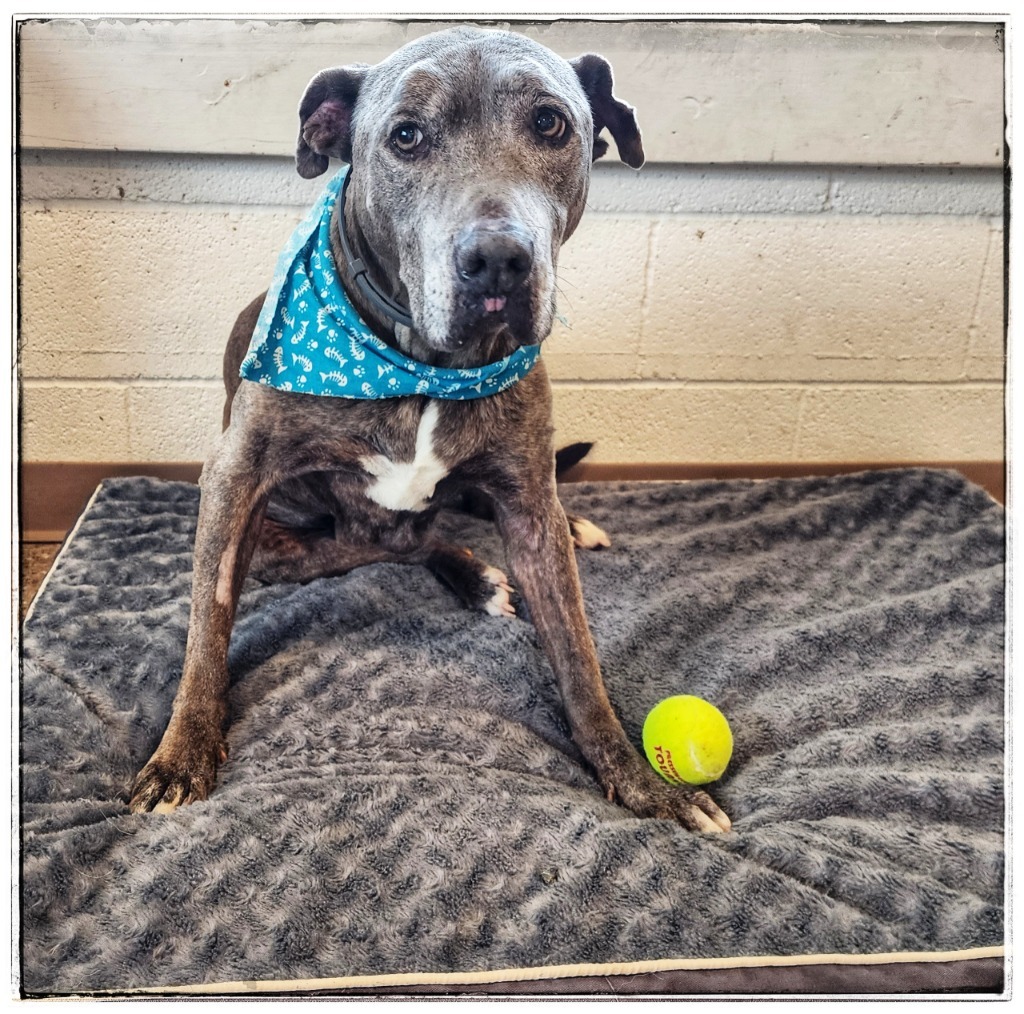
[17,18,1005,465]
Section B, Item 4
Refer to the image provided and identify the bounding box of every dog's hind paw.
[425,546,517,618]
[568,514,611,550]
[481,565,516,618]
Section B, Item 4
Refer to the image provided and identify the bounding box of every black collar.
[336,169,415,331]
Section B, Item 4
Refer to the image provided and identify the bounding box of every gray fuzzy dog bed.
[20,469,1004,996]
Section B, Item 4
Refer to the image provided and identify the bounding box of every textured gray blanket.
[20,470,1004,995]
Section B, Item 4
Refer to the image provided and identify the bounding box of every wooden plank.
[18,460,1004,542]
[17,18,1004,166]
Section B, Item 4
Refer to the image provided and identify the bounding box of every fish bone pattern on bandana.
[240,168,542,400]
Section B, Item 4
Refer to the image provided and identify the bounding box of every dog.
[129,26,730,833]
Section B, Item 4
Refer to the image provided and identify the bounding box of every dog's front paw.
[602,757,731,833]
[129,716,228,814]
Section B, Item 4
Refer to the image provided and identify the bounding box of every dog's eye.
[533,107,567,141]
[390,123,426,155]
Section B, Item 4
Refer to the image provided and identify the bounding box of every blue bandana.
[240,168,542,400]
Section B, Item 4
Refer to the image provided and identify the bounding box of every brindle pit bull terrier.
[129,26,731,833]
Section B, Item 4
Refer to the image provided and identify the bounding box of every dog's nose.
[455,222,534,297]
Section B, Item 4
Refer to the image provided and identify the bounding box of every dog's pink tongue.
[484,296,507,313]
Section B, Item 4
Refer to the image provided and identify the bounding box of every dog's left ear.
[570,54,645,169]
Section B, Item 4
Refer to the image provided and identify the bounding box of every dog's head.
[294,27,643,361]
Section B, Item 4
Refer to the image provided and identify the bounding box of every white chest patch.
[360,401,449,513]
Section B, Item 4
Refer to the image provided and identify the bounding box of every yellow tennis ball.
[642,695,733,786]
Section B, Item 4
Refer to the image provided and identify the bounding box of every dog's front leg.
[497,487,731,833]
[129,446,269,813]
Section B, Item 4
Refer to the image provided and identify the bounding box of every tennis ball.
[642,695,733,786]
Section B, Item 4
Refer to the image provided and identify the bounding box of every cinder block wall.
[18,18,1005,465]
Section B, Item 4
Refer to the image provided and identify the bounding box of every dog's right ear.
[295,65,369,179]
